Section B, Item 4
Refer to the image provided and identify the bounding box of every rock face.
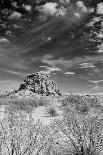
[19,72,61,96]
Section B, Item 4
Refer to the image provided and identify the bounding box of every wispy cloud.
[97,43,103,53]
[64,71,75,75]
[0,80,20,90]
[0,38,10,43]
[41,54,99,71]
[39,2,58,16]
[0,80,12,83]
[93,85,103,90]
[39,66,61,74]
[89,79,103,84]
[2,69,24,76]
[97,2,103,15]
[79,63,95,69]
[76,1,88,13]
[41,54,82,68]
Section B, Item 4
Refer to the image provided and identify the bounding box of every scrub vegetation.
[0,94,103,154]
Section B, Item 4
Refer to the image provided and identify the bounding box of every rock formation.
[18,72,61,96]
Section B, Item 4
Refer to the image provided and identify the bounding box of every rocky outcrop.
[19,72,61,96]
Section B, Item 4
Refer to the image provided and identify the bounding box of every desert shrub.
[0,107,52,155]
[51,112,103,155]
[89,97,101,108]
[3,97,49,112]
[0,96,52,114]
[7,98,36,113]
[62,95,90,115]
[35,96,50,106]
[46,105,58,117]
[62,95,101,116]
[0,98,7,105]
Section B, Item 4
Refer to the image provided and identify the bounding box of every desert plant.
[0,106,52,155]
[61,94,102,116]
[46,105,58,117]
[51,112,103,155]
[62,95,89,115]
[36,96,50,106]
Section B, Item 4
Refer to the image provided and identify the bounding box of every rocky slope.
[18,72,61,96]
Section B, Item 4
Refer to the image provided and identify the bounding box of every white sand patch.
[32,106,63,125]
[0,105,6,121]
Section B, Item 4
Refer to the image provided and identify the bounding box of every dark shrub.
[46,106,58,117]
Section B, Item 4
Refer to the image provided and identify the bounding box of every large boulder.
[19,72,61,96]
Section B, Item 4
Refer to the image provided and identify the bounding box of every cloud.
[97,44,103,53]
[0,38,10,43]
[64,71,75,75]
[37,70,50,74]
[97,32,103,39]
[0,80,12,83]
[57,7,66,16]
[79,63,95,69]
[41,54,98,70]
[22,4,31,11]
[2,69,24,76]
[89,79,103,84]
[76,1,88,13]
[87,17,101,27]
[38,0,88,21]
[76,1,84,8]
[9,11,22,20]
[41,55,103,81]
[0,80,20,90]
[39,66,61,74]
[74,12,80,18]
[97,3,103,15]
[93,85,103,90]
[40,2,58,16]
[88,7,94,13]
[59,0,70,5]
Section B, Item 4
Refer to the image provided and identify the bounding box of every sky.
[1,0,103,94]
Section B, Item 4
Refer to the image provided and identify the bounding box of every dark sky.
[1,1,103,94]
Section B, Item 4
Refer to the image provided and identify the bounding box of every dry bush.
[62,95,101,115]
[34,96,51,107]
[46,105,58,117]
[7,98,36,113]
[0,106,52,155]
[0,97,50,112]
[62,95,89,115]
[50,110,103,155]
[0,96,53,114]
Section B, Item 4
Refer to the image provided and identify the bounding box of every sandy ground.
[32,106,63,125]
[0,105,6,121]
[0,104,63,125]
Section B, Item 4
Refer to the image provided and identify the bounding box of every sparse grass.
[0,94,103,154]
[51,112,103,155]
[0,96,51,113]
[0,107,51,155]
[61,94,101,115]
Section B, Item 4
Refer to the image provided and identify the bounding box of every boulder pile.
[19,72,61,96]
